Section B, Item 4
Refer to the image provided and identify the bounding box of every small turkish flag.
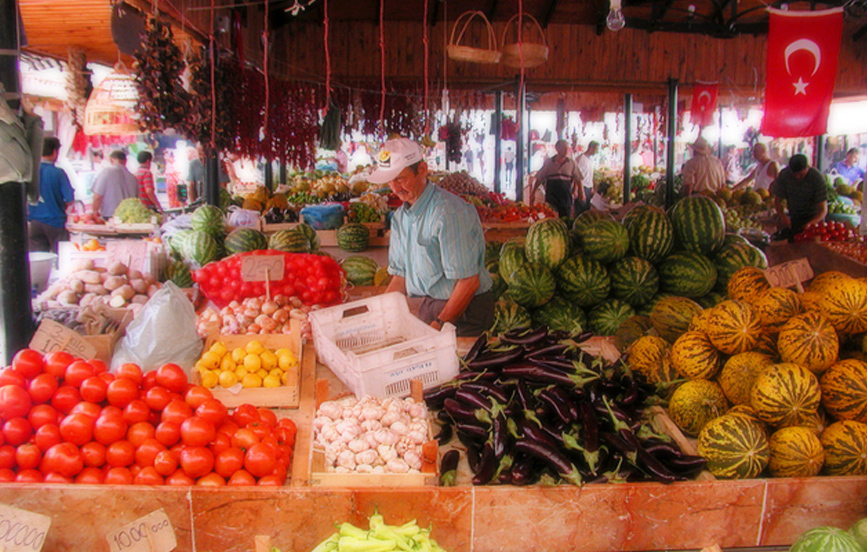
[762,7,843,137]
[690,83,718,128]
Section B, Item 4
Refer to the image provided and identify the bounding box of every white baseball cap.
[367,137,424,184]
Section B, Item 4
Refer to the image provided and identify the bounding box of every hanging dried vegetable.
[65,49,89,130]
[184,48,239,151]
[134,17,190,133]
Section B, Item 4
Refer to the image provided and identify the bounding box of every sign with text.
[107,509,177,552]
[0,503,52,552]
[765,258,814,289]
[28,320,97,360]
[241,255,284,282]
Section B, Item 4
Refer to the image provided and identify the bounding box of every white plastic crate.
[309,292,459,398]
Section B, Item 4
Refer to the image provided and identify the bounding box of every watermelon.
[531,298,586,334]
[556,255,611,307]
[713,241,769,291]
[491,299,532,335]
[581,219,630,264]
[670,195,726,255]
[190,204,226,238]
[224,228,268,254]
[296,222,321,252]
[609,256,659,307]
[614,315,653,351]
[268,229,310,253]
[696,291,726,309]
[336,223,371,252]
[850,518,867,550]
[658,251,718,298]
[571,209,612,235]
[186,231,220,267]
[587,298,635,336]
[168,229,194,260]
[621,204,656,229]
[490,272,508,300]
[624,205,674,264]
[341,256,379,286]
[525,218,571,270]
[789,527,865,552]
[498,238,527,284]
[723,232,750,247]
[508,262,556,308]
[165,260,193,288]
[649,295,704,343]
[484,241,502,267]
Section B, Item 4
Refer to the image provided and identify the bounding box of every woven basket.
[447,11,502,64]
[83,62,140,135]
[500,13,549,68]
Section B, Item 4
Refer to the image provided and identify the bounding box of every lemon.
[220,355,236,372]
[263,375,281,388]
[278,353,298,371]
[269,368,284,379]
[256,369,269,380]
[244,353,262,372]
[231,347,247,364]
[234,367,249,379]
[281,370,296,385]
[245,340,265,355]
[194,361,208,374]
[275,348,293,359]
[208,342,228,358]
[241,373,263,388]
[201,371,219,389]
[199,352,221,371]
[218,371,238,388]
[260,351,278,371]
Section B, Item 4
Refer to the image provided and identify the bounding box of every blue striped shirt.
[389,182,492,300]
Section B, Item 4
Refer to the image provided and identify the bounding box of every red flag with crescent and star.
[690,83,718,127]
[761,7,843,137]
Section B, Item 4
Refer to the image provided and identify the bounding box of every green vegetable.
[308,513,450,552]
[114,198,157,224]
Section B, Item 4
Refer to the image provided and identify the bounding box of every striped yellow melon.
[669,379,730,436]
[808,271,852,294]
[821,420,867,475]
[820,359,867,423]
[671,331,724,380]
[654,355,681,393]
[726,404,766,426]
[777,311,839,374]
[688,309,714,334]
[717,351,773,405]
[750,363,822,428]
[750,331,778,358]
[819,277,867,336]
[799,291,824,313]
[627,335,671,381]
[727,266,771,303]
[767,426,825,477]
[706,300,765,355]
[697,413,770,479]
[796,408,829,436]
[751,287,802,334]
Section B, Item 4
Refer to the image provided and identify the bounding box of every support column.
[623,93,633,205]
[515,78,526,203]
[264,159,273,191]
[665,78,679,208]
[493,91,503,195]
[816,135,826,173]
[204,154,219,207]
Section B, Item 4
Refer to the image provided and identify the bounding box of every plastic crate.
[309,292,459,398]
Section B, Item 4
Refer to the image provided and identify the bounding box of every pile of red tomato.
[0,349,296,486]
[824,235,867,265]
[193,251,345,309]
[475,202,557,224]
[794,221,856,242]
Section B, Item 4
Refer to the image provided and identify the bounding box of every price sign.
[241,255,284,282]
[765,258,813,289]
[0,503,51,552]
[107,509,176,552]
[28,320,97,360]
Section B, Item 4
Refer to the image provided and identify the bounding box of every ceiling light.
[607,0,626,31]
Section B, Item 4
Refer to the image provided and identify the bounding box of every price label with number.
[107,509,177,552]
[241,255,285,282]
[765,258,813,289]
[28,320,97,360]
[0,503,51,552]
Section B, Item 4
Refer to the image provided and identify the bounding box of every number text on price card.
[107,509,177,552]
[28,320,97,360]
[241,255,285,282]
[0,503,52,552]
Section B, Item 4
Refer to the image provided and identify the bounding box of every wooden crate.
[66,222,116,235]
[318,229,391,248]
[261,220,301,234]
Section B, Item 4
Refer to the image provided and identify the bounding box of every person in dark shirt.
[772,153,828,239]
[28,137,74,253]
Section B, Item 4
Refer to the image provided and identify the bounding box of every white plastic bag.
[111,281,202,374]
[226,207,262,229]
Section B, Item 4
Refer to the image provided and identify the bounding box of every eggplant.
[536,388,578,424]
[518,419,560,450]
[472,444,497,485]
[579,400,599,452]
[491,413,508,459]
[424,384,457,409]
[466,443,481,473]
[501,363,600,388]
[460,381,511,404]
[455,422,489,442]
[513,440,583,486]
[440,450,460,486]
[515,380,537,411]
[443,398,478,424]
[453,370,500,381]
[462,334,489,364]
[435,423,453,445]
[455,388,493,412]
[500,326,548,346]
[525,343,569,359]
[467,347,525,371]
[509,454,534,486]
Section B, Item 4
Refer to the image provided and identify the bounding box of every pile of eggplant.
[426,327,706,486]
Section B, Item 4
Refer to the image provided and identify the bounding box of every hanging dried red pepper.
[134,17,190,133]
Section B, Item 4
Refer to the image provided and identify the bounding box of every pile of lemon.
[195,340,299,389]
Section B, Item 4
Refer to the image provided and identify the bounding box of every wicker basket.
[83,63,140,136]
[500,13,549,68]
[447,11,502,64]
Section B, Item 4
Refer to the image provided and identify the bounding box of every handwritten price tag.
[107,509,176,552]
[0,503,51,552]
[241,255,284,282]
[28,320,97,360]
[765,258,813,289]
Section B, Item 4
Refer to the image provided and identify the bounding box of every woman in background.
[164,150,182,208]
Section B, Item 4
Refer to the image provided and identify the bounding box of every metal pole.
[204,154,219,207]
[623,93,633,205]
[816,135,826,173]
[279,161,287,187]
[717,105,724,158]
[665,78,678,208]
[264,159,273,191]
[0,0,34,363]
[494,91,503,195]
[516,78,526,203]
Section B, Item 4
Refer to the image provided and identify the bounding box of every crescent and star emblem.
[697,90,712,111]
[784,38,821,96]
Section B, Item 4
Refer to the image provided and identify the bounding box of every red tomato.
[43,351,74,379]
[0,368,26,388]
[80,441,106,467]
[196,399,228,427]
[257,475,282,486]
[184,386,213,409]
[59,412,93,446]
[134,438,167,467]
[127,422,156,447]
[100,405,123,419]
[15,443,41,470]
[231,428,259,451]
[180,416,216,448]
[34,424,62,452]
[161,400,193,425]
[165,469,195,486]
[257,408,278,427]
[232,404,260,427]
[70,401,101,420]
[144,386,172,411]
[75,466,105,484]
[216,420,240,436]
[0,468,15,482]
[105,440,135,467]
[51,385,81,415]
[28,404,59,429]
[248,421,273,441]
[134,466,164,485]
[41,442,83,477]
[270,462,288,483]
[153,450,178,476]
[64,361,95,388]
[155,364,188,393]
[209,432,231,457]
[141,370,158,391]
[0,445,14,469]
[227,469,257,486]
[27,373,58,405]
[129,463,143,479]
[90,359,108,375]
[93,414,128,445]
[0,385,32,420]
[196,472,225,487]
[122,400,151,425]
[114,363,143,385]
[214,447,245,478]
[104,467,134,485]
[106,378,139,408]
[45,472,74,483]
[98,372,116,385]
[179,446,214,479]
[79,377,108,403]
[2,417,31,447]
[154,421,181,447]
[12,349,44,380]
[244,442,277,477]
[16,469,44,483]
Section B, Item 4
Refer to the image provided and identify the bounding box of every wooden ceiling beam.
[629,17,767,36]
[541,0,560,28]
[853,23,867,41]
[485,0,500,23]
[651,0,675,23]
[428,0,439,26]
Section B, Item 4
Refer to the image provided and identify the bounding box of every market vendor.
[530,139,581,218]
[370,137,494,337]
[830,148,865,184]
[772,153,828,239]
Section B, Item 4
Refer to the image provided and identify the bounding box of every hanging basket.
[500,13,549,69]
[447,11,502,64]
[83,62,140,135]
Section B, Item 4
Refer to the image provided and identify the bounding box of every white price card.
[0,503,52,552]
[106,509,177,552]
[765,258,813,289]
[241,255,285,282]
[28,320,97,360]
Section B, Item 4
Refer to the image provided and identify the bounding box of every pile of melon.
[626,266,867,479]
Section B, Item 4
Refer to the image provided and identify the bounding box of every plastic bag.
[300,204,346,230]
[226,207,262,229]
[110,281,202,374]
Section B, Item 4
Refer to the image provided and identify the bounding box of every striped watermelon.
[658,251,718,298]
[609,256,659,307]
[186,231,220,267]
[491,299,532,335]
[224,228,268,255]
[525,218,571,270]
[190,204,226,238]
[624,205,674,264]
[649,295,704,343]
[556,255,611,307]
[296,222,321,252]
[490,272,508,300]
[587,298,635,336]
[531,298,586,334]
[621,204,656,229]
[341,256,379,286]
[508,262,556,308]
[498,238,527,284]
[713,241,769,291]
[336,223,371,252]
[168,229,194,261]
[581,219,629,264]
[636,292,674,317]
[571,209,612,235]
[789,527,865,552]
[268,229,310,253]
[670,195,726,255]
[165,260,193,288]
[697,413,769,478]
[485,241,502,267]
[722,232,750,247]
[696,291,726,309]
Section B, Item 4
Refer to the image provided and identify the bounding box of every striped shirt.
[389,182,492,300]
[135,167,159,210]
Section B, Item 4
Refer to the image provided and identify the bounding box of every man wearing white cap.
[681,137,725,196]
[370,137,494,336]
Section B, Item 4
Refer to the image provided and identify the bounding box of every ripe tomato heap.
[192,251,345,308]
[0,349,296,486]
[794,221,856,242]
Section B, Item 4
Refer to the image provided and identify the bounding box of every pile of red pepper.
[475,202,557,223]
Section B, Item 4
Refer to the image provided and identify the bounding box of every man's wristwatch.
[435,317,445,327]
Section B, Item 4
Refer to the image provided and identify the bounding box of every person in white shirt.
[574,141,599,215]
[735,143,779,192]
[91,150,139,218]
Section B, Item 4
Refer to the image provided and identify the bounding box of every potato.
[147,284,160,298]
[57,290,81,305]
[111,285,135,301]
[69,279,85,294]
[100,272,111,283]
[107,261,128,276]
[46,300,63,309]
[128,269,143,281]
[84,283,109,295]
[131,294,149,305]
[43,282,65,300]
[128,303,144,317]
[94,267,107,273]
[103,276,127,292]
[129,279,149,295]
[109,295,128,308]
[79,293,97,307]
[76,270,102,285]
[72,259,95,272]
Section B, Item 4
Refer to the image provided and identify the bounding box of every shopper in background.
[135,151,162,213]
[164,150,182,208]
[723,146,742,185]
[575,141,599,215]
[28,137,74,253]
[735,143,779,192]
[91,150,138,218]
[531,139,581,218]
[371,137,494,337]
[186,145,205,203]
[682,137,726,196]
[830,148,865,184]
[772,153,828,240]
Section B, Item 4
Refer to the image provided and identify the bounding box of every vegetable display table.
[767,240,867,279]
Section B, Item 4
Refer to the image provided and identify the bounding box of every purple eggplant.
[443,398,478,424]
[500,326,549,346]
[455,422,489,442]
[509,454,534,486]
[579,400,599,452]
[435,423,453,445]
[424,384,458,409]
[526,343,570,360]
[513,440,583,486]
[472,444,497,485]
[467,347,525,371]
[536,388,578,424]
[455,388,493,411]
[518,419,560,450]
[440,450,461,486]
[460,381,511,404]
[462,333,488,364]
[501,363,600,388]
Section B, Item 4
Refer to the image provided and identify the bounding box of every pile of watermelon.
[489,195,768,337]
[787,517,867,552]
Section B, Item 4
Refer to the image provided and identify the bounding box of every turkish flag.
[761,7,844,137]
[690,83,718,127]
